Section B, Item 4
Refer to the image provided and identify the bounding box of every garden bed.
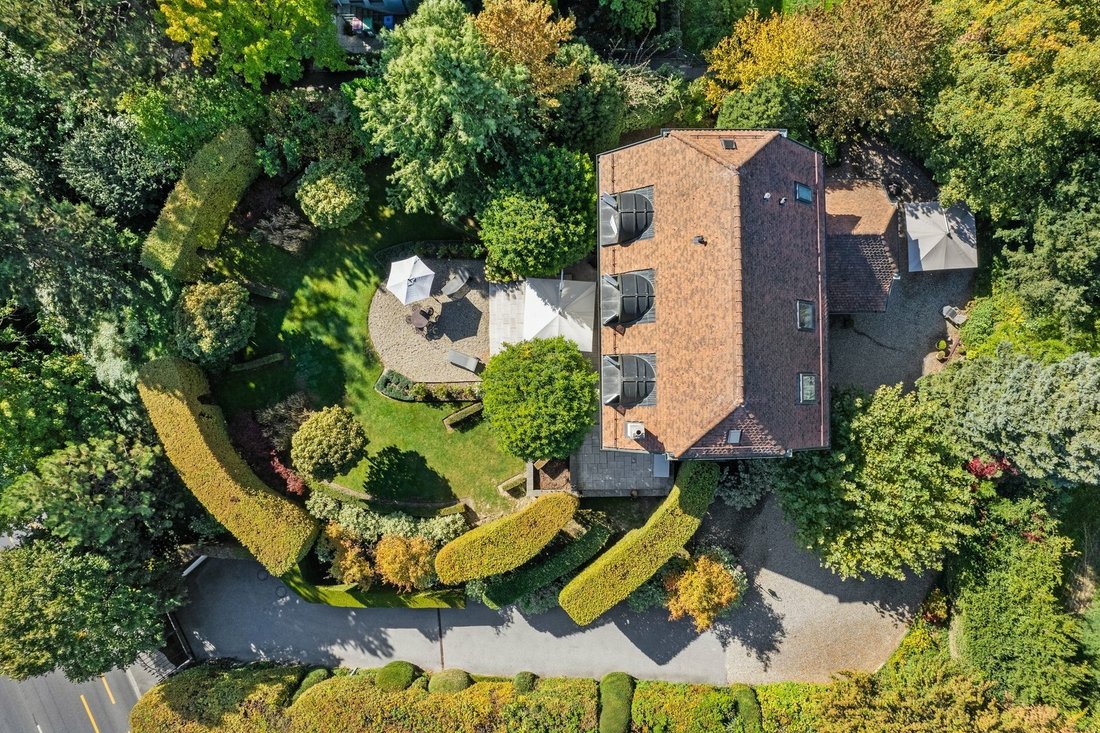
[375,369,480,403]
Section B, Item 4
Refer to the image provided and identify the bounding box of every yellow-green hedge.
[141,126,259,280]
[138,357,318,575]
[558,462,718,626]
[434,493,578,584]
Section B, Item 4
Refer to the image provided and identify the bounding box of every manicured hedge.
[599,672,634,733]
[559,462,718,626]
[137,357,318,575]
[292,669,331,704]
[443,402,483,432]
[376,661,420,692]
[631,680,762,733]
[482,520,611,610]
[428,668,472,693]
[129,662,303,733]
[287,673,598,733]
[141,126,260,280]
[434,493,579,584]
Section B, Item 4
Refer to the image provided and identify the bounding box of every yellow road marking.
[80,694,102,733]
[100,675,116,704]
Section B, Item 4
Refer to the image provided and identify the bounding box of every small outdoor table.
[408,308,429,329]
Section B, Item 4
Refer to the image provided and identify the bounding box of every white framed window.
[797,299,815,331]
[798,373,818,404]
[795,182,814,204]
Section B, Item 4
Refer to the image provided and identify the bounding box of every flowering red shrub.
[966,456,1015,480]
[272,453,306,496]
[229,411,306,496]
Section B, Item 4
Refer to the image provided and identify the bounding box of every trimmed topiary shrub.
[559,462,718,626]
[295,159,368,229]
[291,668,331,704]
[141,126,260,280]
[376,661,420,692]
[434,493,579,584]
[631,680,761,733]
[482,519,611,610]
[598,672,634,733]
[428,668,472,694]
[290,406,368,479]
[175,281,257,367]
[513,671,537,693]
[137,358,319,576]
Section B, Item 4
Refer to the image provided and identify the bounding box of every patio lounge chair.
[448,349,482,373]
[441,268,471,299]
[942,305,969,327]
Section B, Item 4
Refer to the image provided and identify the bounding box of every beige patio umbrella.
[904,202,978,272]
[522,278,597,352]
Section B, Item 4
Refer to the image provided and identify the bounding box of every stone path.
[369,258,488,383]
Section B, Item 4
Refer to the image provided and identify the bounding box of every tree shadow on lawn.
[356,445,458,505]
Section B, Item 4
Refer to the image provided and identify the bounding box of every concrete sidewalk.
[177,495,927,685]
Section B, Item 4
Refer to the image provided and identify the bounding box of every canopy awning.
[522,278,596,352]
[386,255,435,304]
[904,202,978,272]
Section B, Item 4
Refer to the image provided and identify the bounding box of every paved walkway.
[368,258,488,383]
[177,495,925,684]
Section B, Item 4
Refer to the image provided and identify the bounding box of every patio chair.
[448,349,482,374]
[441,268,471,300]
[942,305,969,327]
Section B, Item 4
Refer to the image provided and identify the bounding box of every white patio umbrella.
[904,202,978,272]
[386,255,435,304]
[522,277,597,352]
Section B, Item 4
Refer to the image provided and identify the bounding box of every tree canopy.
[481,337,598,461]
[775,386,975,580]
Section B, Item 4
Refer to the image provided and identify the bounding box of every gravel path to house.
[368,258,489,383]
[829,269,974,392]
[176,494,925,684]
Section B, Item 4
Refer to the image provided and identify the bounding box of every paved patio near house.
[570,425,673,496]
[368,258,489,383]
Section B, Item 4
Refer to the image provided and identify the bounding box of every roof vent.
[779,197,788,205]
[625,421,646,440]
[693,235,707,246]
[721,138,737,150]
[763,192,772,202]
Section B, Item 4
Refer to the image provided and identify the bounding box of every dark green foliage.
[514,671,537,693]
[773,386,974,580]
[598,0,658,35]
[630,680,762,733]
[257,87,358,176]
[717,76,811,144]
[921,347,1100,485]
[481,337,598,461]
[559,462,719,626]
[60,114,175,221]
[428,668,473,693]
[292,668,331,703]
[1,436,185,565]
[0,542,179,681]
[598,672,634,733]
[0,34,63,191]
[351,0,536,220]
[681,0,753,54]
[290,405,369,479]
[482,519,611,609]
[0,348,111,490]
[948,499,1086,707]
[479,193,589,278]
[141,126,260,281]
[376,661,421,692]
[547,43,627,154]
[175,281,257,367]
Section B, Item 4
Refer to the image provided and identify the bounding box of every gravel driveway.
[177,495,925,684]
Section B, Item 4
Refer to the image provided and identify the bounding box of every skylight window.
[795,182,814,204]
[797,300,815,331]
[602,355,656,407]
[798,373,818,404]
[721,138,737,150]
[599,188,654,246]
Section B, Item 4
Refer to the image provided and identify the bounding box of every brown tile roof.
[824,180,900,313]
[597,130,829,459]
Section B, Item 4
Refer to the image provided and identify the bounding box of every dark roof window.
[721,138,737,150]
[797,300,815,331]
[602,355,656,407]
[602,271,656,326]
[599,188,655,246]
[795,182,814,204]
[798,373,818,404]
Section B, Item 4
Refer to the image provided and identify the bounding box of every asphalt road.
[0,668,140,733]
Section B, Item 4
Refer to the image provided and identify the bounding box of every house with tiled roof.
[824,180,901,314]
[596,129,830,463]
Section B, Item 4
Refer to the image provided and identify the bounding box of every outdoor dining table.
[408,308,430,329]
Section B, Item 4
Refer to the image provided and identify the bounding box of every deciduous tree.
[775,385,974,580]
[664,548,747,632]
[481,337,598,461]
[375,535,435,591]
[475,0,579,107]
[174,281,256,367]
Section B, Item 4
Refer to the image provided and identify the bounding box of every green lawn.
[211,167,521,515]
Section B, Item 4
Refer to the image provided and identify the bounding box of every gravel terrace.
[369,258,489,383]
